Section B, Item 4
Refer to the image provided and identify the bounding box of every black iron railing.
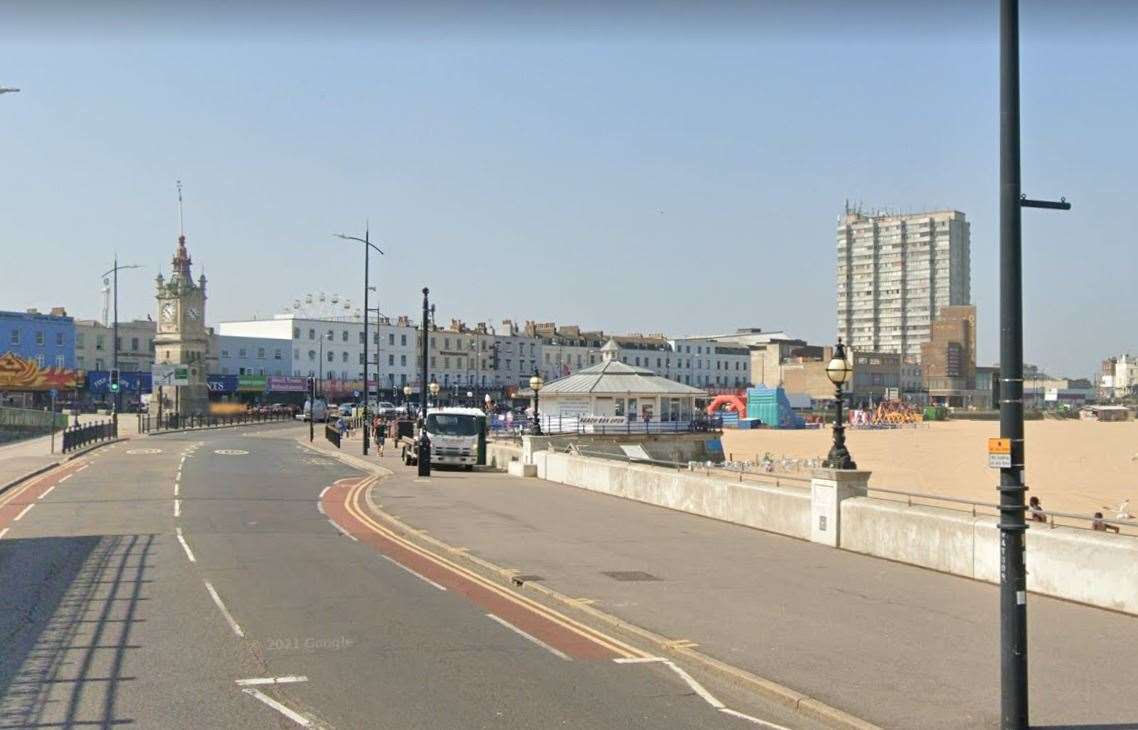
[138,411,294,434]
[61,420,117,453]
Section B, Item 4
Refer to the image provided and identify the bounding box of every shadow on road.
[0,533,154,729]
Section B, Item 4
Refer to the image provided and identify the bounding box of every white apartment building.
[837,208,971,361]
[218,314,417,392]
[1103,354,1138,399]
[669,337,751,389]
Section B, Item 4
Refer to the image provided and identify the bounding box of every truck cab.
[401,407,485,470]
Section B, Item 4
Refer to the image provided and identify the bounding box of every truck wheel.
[464,464,474,472]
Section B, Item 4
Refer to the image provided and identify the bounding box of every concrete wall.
[533,450,811,540]
[842,498,1138,615]
[486,442,522,469]
[510,449,1138,616]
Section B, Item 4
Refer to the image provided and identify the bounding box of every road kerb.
[298,433,879,728]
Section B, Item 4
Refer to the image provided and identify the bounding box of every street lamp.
[100,259,142,433]
[529,369,544,436]
[484,393,492,413]
[429,379,440,408]
[823,339,856,470]
[466,390,473,407]
[403,383,413,414]
[334,227,384,456]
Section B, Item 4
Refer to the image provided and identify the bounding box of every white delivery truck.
[400,407,485,470]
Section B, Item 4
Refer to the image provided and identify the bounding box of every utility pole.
[334,227,384,456]
[101,259,140,434]
[998,1,1070,726]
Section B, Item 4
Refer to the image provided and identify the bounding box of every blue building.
[0,308,76,370]
[215,335,292,377]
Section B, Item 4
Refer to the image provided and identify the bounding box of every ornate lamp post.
[823,338,856,470]
[483,393,492,413]
[429,379,440,409]
[529,369,544,436]
[403,383,413,415]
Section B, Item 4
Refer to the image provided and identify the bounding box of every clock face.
[187,307,200,321]
[161,303,176,322]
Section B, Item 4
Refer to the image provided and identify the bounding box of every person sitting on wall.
[1028,496,1047,523]
[1092,512,1120,534]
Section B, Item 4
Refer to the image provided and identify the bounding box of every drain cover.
[601,571,660,582]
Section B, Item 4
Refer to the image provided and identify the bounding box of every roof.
[536,358,707,397]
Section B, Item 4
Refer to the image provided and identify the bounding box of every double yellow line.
[342,477,652,661]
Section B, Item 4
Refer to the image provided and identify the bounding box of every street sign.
[988,437,1012,468]
[152,363,188,387]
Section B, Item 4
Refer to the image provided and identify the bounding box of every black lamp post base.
[823,445,857,470]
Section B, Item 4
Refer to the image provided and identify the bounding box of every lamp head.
[529,370,544,392]
[429,380,440,396]
[826,338,852,385]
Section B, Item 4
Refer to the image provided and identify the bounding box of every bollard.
[417,433,431,477]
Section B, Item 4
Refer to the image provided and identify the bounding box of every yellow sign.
[988,438,1011,454]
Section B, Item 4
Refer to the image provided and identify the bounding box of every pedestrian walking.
[376,420,388,457]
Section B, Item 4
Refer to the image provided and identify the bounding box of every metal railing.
[138,411,293,433]
[867,486,1138,535]
[61,420,116,453]
[491,415,722,437]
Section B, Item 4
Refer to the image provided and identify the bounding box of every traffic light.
[109,369,121,394]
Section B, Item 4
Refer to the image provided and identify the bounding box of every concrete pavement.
[0,422,820,729]
[311,433,1138,729]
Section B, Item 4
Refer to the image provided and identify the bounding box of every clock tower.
[154,228,210,416]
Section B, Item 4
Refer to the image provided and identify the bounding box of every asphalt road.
[0,424,817,729]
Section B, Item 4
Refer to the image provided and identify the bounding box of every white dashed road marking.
[215,449,249,455]
[203,580,244,638]
[235,676,309,687]
[14,504,34,521]
[176,527,196,562]
[486,613,571,661]
[240,688,313,727]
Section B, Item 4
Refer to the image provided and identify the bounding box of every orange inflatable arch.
[706,394,747,416]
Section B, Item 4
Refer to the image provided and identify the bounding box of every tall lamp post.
[100,258,142,433]
[334,228,384,456]
[529,369,544,436]
[822,339,855,470]
[417,288,433,477]
[429,379,440,408]
[403,383,413,415]
[998,2,1070,726]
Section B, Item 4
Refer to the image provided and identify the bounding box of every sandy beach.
[720,419,1137,519]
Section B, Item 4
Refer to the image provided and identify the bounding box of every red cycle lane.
[0,459,91,531]
[321,477,637,662]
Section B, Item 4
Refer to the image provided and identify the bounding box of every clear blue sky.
[2,2,1135,377]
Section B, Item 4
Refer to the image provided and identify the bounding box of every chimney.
[50,307,68,317]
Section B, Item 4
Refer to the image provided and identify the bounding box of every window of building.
[34,330,44,346]
[327,350,334,362]
[294,327,300,338]
[258,347,266,359]
[55,354,65,367]
[327,329,334,341]
[388,333,395,346]
[388,354,394,366]
[238,348,247,358]
[55,332,64,347]
[359,353,364,364]
[274,349,282,360]
[35,354,45,367]
[308,329,315,340]
[341,351,348,363]
[9,329,19,346]
[340,330,347,342]
[401,334,407,346]
[400,354,406,366]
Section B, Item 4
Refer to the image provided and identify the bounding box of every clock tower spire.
[154,180,210,417]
